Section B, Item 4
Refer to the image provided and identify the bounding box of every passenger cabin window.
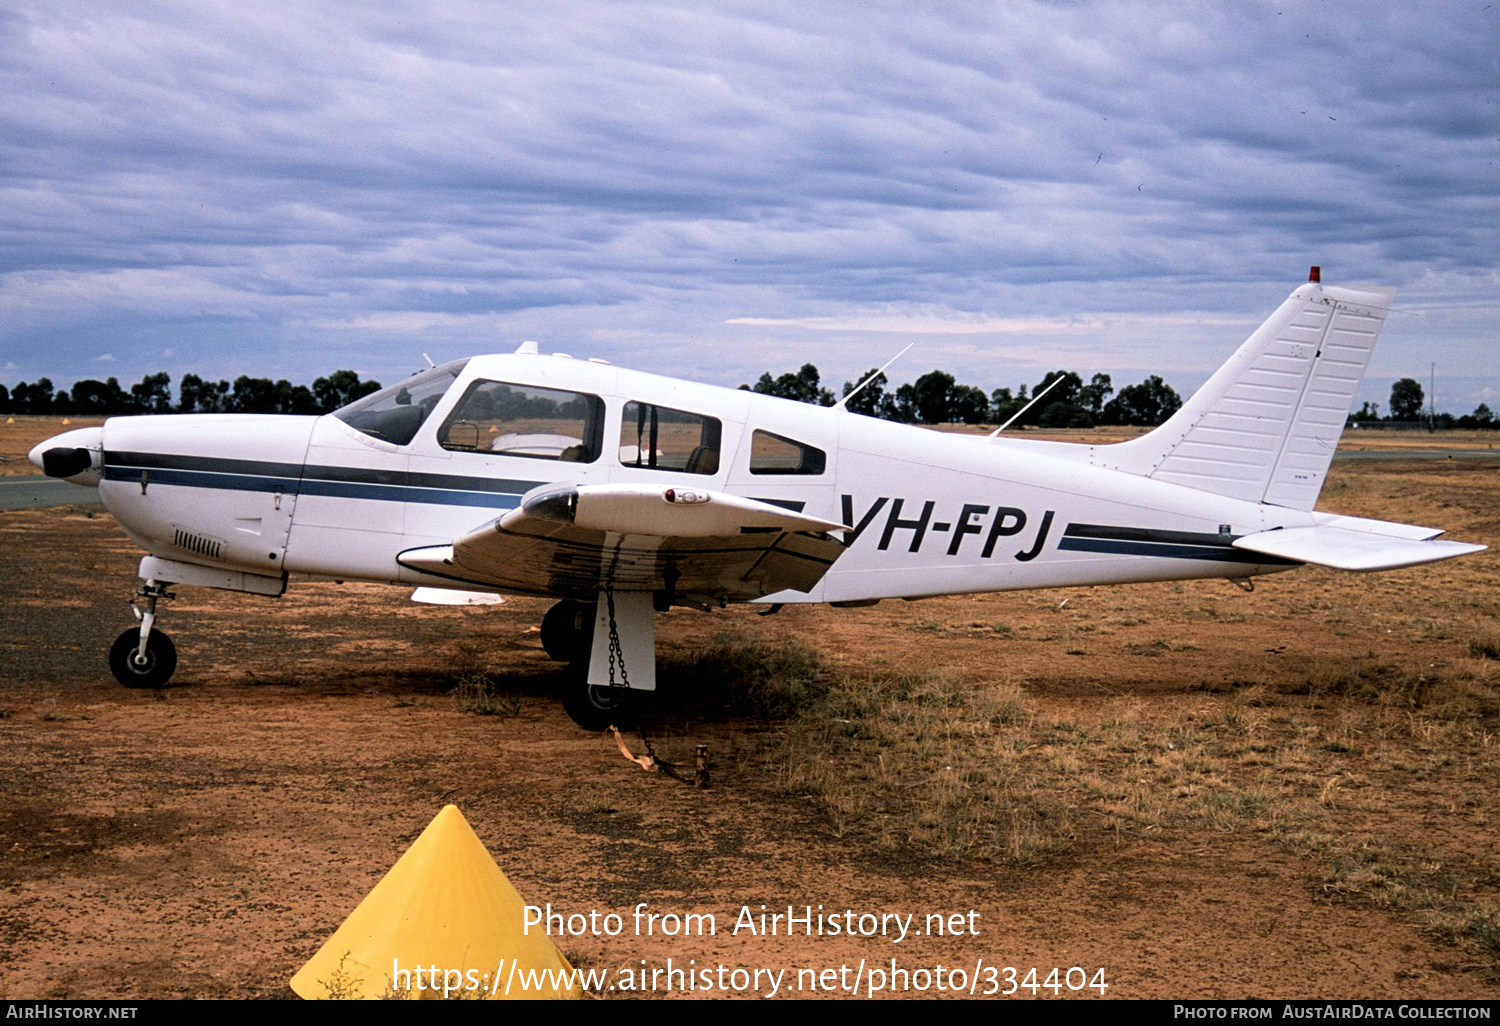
[618,401,722,475]
[438,380,604,462]
[332,360,470,446]
[749,430,827,475]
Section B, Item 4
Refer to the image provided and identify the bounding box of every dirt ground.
[1,422,1498,1000]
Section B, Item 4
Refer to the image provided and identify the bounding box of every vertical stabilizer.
[1096,281,1395,511]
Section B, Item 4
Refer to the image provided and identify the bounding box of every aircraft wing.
[1232,516,1486,572]
[397,483,849,601]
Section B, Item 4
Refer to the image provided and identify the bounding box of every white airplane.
[30,273,1486,727]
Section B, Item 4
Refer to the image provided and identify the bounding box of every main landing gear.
[560,676,640,732]
[539,599,594,663]
[108,581,177,688]
[540,595,651,731]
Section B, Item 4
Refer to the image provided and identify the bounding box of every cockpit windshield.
[332,359,470,445]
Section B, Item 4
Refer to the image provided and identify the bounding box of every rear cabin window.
[438,381,604,462]
[618,401,722,475]
[749,430,827,475]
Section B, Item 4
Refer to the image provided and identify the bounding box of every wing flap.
[410,587,503,605]
[398,483,850,600]
[1232,524,1485,572]
[516,483,847,537]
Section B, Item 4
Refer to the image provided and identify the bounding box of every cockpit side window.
[618,401,722,475]
[749,429,827,475]
[332,359,469,446]
[438,380,604,462]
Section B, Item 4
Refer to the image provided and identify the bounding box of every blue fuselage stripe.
[299,480,522,508]
[102,465,523,509]
[104,466,301,493]
[1058,536,1294,565]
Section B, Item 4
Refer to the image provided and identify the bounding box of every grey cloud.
[0,1,1496,409]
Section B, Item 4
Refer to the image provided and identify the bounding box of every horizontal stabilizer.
[1232,525,1486,572]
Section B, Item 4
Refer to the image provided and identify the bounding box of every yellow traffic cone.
[290,805,582,1000]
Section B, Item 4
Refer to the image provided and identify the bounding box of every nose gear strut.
[108,580,178,688]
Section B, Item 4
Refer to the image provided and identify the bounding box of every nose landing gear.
[108,581,177,688]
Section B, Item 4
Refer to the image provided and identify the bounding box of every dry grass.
[443,642,524,717]
[771,667,1069,861]
[729,635,1500,971]
[658,633,829,718]
[450,669,523,718]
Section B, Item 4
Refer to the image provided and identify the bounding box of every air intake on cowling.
[173,528,224,561]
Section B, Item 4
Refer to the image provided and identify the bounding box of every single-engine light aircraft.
[31,273,1486,727]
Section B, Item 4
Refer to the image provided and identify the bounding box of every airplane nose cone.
[29,426,104,483]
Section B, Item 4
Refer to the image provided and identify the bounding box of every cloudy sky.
[2,1,1497,412]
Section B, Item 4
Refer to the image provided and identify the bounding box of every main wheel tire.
[540,600,595,663]
[560,681,638,731]
[109,627,178,689]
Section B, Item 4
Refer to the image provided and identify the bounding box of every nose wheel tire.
[109,628,177,689]
[560,680,639,731]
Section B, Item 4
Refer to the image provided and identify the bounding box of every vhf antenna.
[834,343,914,410]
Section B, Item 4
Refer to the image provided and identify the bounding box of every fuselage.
[35,351,1314,604]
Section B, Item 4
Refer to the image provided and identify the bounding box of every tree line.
[1350,377,1494,429]
[744,365,1499,430]
[741,364,1183,427]
[2,365,1491,430]
[0,370,382,416]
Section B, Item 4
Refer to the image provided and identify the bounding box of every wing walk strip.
[102,450,542,509]
[1059,523,1299,565]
